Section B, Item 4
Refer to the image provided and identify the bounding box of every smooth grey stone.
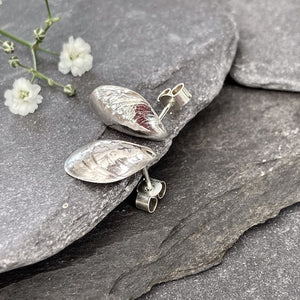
[0,84,299,299]
[0,0,238,272]
[141,204,300,300]
[229,0,300,91]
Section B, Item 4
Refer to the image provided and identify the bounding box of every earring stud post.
[142,168,153,191]
[159,99,175,120]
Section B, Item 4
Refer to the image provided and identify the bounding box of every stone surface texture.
[0,84,299,299]
[141,203,300,300]
[0,0,238,272]
[229,0,300,91]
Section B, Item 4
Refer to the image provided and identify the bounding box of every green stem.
[30,47,38,82]
[0,28,57,55]
[0,29,31,47]
[30,1,60,71]
[45,0,52,19]
[2,1,60,84]
[19,62,64,88]
[31,48,37,70]
[37,46,59,56]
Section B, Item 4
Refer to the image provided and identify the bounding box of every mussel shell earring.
[64,139,156,183]
[64,139,166,213]
[90,83,192,141]
[90,86,168,141]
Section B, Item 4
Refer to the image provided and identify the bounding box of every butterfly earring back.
[157,83,192,119]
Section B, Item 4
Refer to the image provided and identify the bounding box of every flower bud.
[45,17,61,27]
[34,28,46,42]
[52,17,61,23]
[9,56,20,68]
[2,41,15,54]
[64,84,75,96]
[45,19,53,27]
[47,79,54,86]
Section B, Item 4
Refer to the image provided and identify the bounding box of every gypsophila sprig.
[59,36,93,77]
[0,0,93,116]
[4,78,43,116]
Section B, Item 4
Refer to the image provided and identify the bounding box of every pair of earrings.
[64,83,192,213]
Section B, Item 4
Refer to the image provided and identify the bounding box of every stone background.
[0,0,299,299]
[229,0,300,91]
[141,203,300,300]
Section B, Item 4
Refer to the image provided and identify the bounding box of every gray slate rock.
[141,203,300,300]
[0,0,238,272]
[229,0,300,91]
[0,84,299,299]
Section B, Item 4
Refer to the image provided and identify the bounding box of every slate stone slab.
[229,0,300,91]
[0,84,299,299]
[141,203,300,300]
[0,0,238,272]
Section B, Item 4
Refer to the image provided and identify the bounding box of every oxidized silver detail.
[90,85,168,141]
[64,140,156,183]
[136,178,166,213]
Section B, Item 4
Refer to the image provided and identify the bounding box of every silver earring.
[89,83,192,141]
[64,139,166,213]
[65,83,191,213]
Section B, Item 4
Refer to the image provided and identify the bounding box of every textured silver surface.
[0,0,238,272]
[90,85,167,140]
[64,140,156,183]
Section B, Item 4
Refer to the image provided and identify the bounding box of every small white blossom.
[4,78,43,116]
[58,36,93,77]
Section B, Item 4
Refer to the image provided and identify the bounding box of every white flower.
[58,36,93,77]
[4,78,43,116]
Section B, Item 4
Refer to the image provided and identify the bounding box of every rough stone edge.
[138,190,300,299]
[230,60,300,92]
